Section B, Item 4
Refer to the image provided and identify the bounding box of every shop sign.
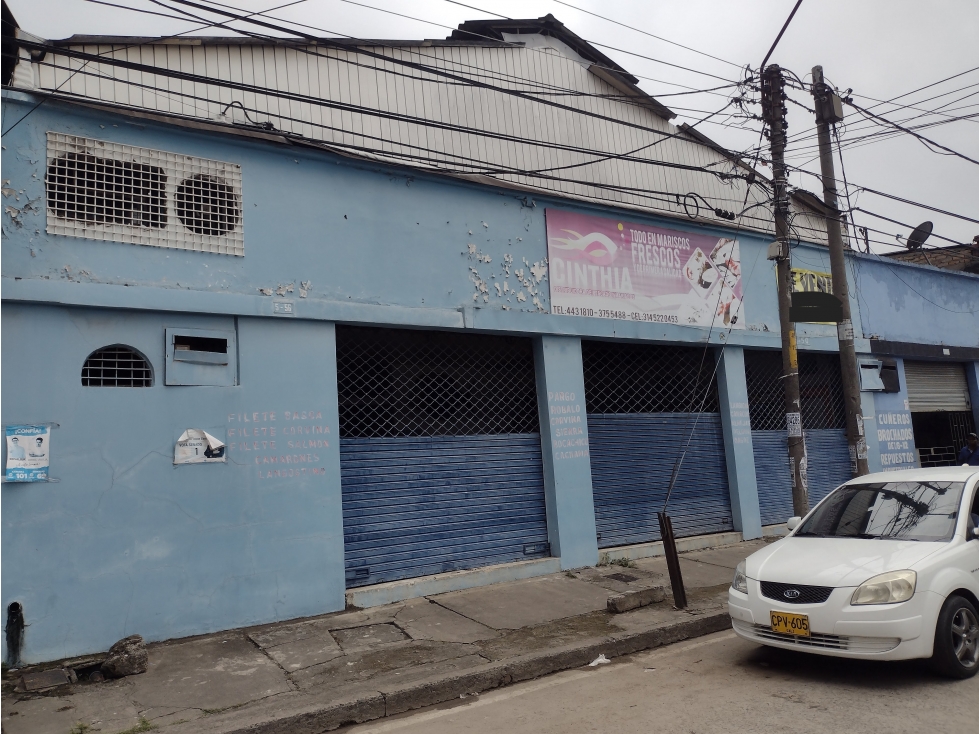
[546,209,745,328]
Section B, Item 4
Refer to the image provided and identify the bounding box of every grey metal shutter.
[583,341,733,548]
[337,327,549,588]
[753,429,851,526]
[904,361,971,412]
[746,351,850,526]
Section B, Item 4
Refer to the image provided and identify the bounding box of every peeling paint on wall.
[464,243,548,312]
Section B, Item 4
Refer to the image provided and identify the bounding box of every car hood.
[746,537,946,588]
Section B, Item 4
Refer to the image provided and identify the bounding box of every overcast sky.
[8,0,978,253]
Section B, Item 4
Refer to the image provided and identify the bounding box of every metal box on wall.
[165,326,237,386]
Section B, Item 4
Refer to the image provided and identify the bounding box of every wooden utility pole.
[762,65,809,517]
[811,65,869,477]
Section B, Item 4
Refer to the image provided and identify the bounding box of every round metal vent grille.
[175,174,240,236]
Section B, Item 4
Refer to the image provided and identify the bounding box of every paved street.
[344,630,978,734]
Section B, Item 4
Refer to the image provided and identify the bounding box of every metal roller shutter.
[753,429,851,526]
[337,327,549,588]
[583,341,733,549]
[746,350,850,526]
[904,361,971,412]
[590,413,732,547]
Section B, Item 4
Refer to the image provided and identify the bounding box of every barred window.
[175,174,240,236]
[82,345,153,387]
[744,350,845,430]
[336,327,539,438]
[46,152,167,227]
[582,341,719,414]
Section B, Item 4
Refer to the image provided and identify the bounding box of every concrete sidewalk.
[2,539,770,734]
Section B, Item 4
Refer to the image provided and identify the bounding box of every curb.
[174,611,731,734]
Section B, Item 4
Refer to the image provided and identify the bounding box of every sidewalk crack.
[245,633,300,691]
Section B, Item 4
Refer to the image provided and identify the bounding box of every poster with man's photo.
[5,425,51,482]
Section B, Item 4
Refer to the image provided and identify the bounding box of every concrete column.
[716,346,762,540]
[533,335,599,570]
[966,361,979,435]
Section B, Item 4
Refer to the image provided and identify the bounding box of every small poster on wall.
[174,429,226,465]
[5,425,51,482]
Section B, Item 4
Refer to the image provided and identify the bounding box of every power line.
[862,64,979,111]
[550,0,744,70]
[2,0,310,135]
[149,0,746,143]
[759,0,804,71]
[844,98,979,166]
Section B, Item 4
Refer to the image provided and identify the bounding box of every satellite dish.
[906,221,933,250]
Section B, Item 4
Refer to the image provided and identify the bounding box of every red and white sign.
[546,209,745,328]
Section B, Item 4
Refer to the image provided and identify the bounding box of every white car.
[729,466,979,678]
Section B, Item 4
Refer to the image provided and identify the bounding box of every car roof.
[845,466,979,484]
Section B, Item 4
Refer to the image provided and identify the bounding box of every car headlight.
[850,570,916,605]
[732,560,748,594]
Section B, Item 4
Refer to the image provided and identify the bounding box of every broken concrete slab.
[332,623,409,653]
[573,565,666,594]
[320,603,404,631]
[291,639,476,691]
[263,634,345,672]
[1,681,140,734]
[16,667,75,692]
[434,574,610,629]
[395,598,499,643]
[247,619,333,650]
[129,634,291,712]
[607,586,666,613]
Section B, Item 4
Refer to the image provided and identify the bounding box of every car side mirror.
[972,526,979,540]
[786,516,801,531]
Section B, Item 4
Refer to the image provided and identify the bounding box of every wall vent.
[82,345,153,387]
[45,132,243,256]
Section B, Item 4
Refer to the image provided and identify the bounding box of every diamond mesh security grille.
[582,341,719,414]
[745,350,846,431]
[336,327,539,438]
[45,133,244,256]
[81,345,153,387]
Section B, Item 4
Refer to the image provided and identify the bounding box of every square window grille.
[582,341,719,414]
[336,327,540,438]
[744,350,846,431]
[45,132,243,256]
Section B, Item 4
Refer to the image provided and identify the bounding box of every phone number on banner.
[551,305,679,323]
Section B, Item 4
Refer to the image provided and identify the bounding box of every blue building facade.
[3,91,978,663]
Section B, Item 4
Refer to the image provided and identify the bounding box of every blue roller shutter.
[582,342,733,549]
[589,413,732,548]
[753,428,851,526]
[341,434,548,587]
[337,327,549,588]
[746,351,851,526]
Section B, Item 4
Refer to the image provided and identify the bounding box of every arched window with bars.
[81,345,153,387]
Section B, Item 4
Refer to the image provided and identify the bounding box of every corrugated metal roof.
[13,14,832,243]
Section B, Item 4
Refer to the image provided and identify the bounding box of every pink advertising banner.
[545,209,745,328]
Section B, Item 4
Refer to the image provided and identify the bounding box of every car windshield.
[796,481,966,542]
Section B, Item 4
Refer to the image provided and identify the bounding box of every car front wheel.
[931,594,979,679]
